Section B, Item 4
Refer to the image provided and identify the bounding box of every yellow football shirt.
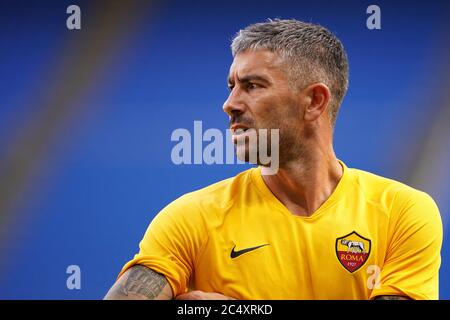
[118,161,442,299]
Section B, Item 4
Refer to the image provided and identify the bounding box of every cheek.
[258,100,299,129]
[251,97,282,125]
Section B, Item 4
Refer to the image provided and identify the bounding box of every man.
[104,19,442,300]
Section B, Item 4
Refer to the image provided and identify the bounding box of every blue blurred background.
[0,0,449,299]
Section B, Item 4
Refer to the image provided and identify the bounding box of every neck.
[260,144,343,217]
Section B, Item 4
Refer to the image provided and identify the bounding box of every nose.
[223,87,246,117]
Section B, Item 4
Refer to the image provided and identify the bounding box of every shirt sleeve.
[370,189,443,300]
[117,195,208,297]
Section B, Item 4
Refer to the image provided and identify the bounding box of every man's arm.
[176,290,236,300]
[374,295,410,300]
[104,265,173,300]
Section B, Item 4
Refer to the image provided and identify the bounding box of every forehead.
[228,49,287,80]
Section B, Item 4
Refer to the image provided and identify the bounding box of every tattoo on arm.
[374,295,411,300]
[104,265,173,300]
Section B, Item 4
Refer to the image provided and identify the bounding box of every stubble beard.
[234,121,307,168]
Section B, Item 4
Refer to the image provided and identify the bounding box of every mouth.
[230,126,256,145]
[230,124,251,133]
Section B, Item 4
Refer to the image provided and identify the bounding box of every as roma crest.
[336,231,371,273]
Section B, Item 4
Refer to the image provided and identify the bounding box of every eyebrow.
[227,74,271,86]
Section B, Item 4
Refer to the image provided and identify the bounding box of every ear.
[302,83,331,123]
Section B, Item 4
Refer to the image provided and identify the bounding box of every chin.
[235,145,259,164]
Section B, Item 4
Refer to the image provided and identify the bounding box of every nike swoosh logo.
[230,244,269,259]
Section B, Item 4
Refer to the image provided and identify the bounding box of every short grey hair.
[231,19,349,128]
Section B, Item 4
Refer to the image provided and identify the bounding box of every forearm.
[104,265,173,300]
[374,295,410,300]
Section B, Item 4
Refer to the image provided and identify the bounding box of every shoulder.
[348,166,441,225]
[156,167,255,222]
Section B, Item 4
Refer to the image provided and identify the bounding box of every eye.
[247,82,261,90]
[227,84,234,91]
